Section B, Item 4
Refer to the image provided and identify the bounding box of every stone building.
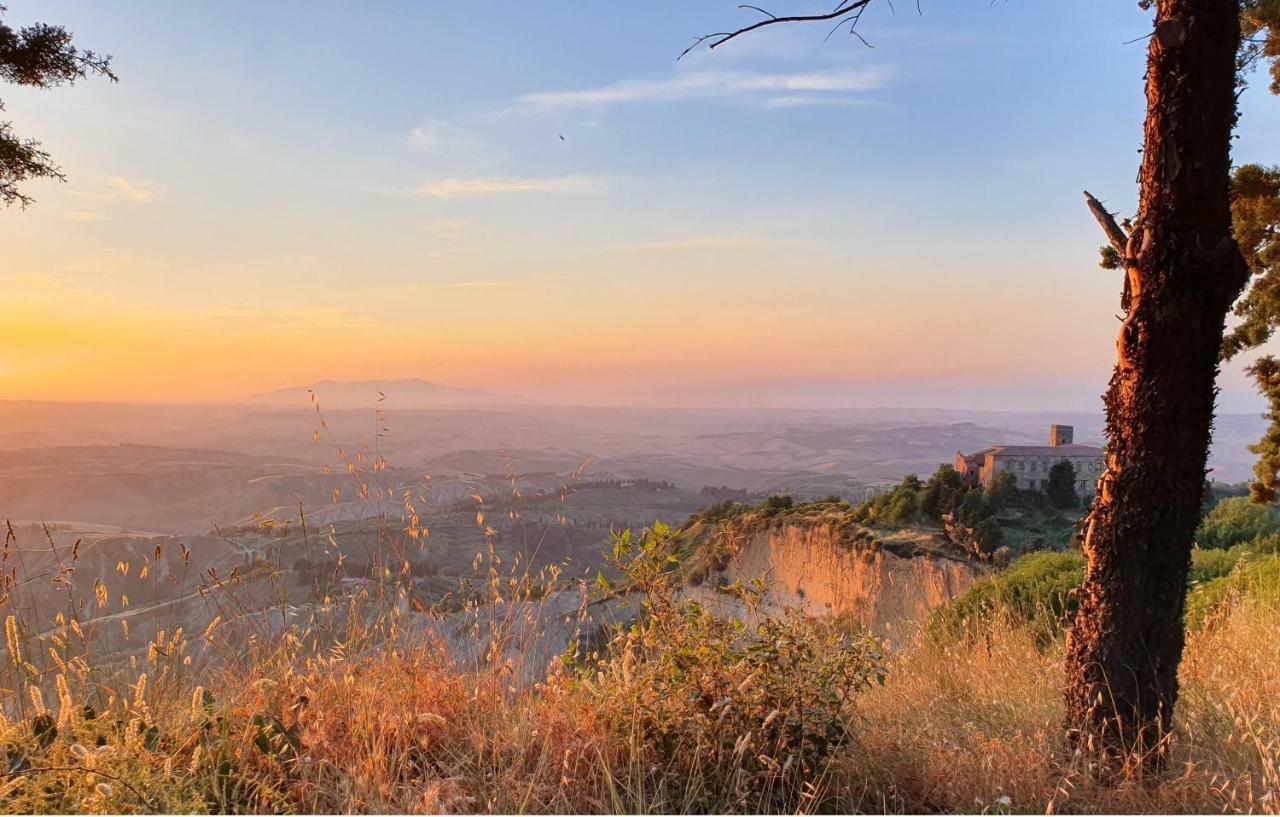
[955,424,1104,497]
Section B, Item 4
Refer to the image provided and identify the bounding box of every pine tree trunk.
[1064,0,1249,767]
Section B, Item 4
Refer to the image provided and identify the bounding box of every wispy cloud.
[426,218,476,239]
[520,68,889,109]
[192,305,379,332]
[758,95,887,110]
[429,273,584,289]
[65,176,161,209]
[403,118,491,160]
[105,176,160,203]
[57,209,108,223]
[381,273,586,292]
[428,246,482,259]
[412,175,606,199]
[606,235,802,253]
[0,272,80,288]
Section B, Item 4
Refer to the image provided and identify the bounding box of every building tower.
[1049,424,1074,447]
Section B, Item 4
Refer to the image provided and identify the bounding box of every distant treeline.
[699,485,765,503]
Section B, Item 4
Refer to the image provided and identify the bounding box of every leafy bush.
[1186,534,1280,629]
[697,499,752,524]
[852,475,922,526]
[927,550,1085,643]
[759,494,794,516]
[586,524,887,812]
[1196,496,1280,549]
[933,533,1280,642]
[920,465,967,520]
[1201,480,1251,516]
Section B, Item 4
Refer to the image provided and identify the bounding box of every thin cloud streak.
[57,209,108,223]
[382,273,588,291]
[758,95,888,110]
[105,176,160,203]
[521,67,890,109]
[412,175,607,199]
[606,235,803,253]
[426,219,476,239]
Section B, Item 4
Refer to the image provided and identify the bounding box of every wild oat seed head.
[4,615,20,664]
[27,685,46,715]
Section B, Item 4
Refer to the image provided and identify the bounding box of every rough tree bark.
[1066,0,1251,766]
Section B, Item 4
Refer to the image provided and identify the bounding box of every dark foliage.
[0,4,114,206]
[1045,461,1079,509]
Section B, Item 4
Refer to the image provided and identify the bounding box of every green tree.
[986,470,1018,508]
[1045,461,1079,509]
[1,5,115,207]
[920,464,966,522]
[1212,164,1280,501]
[760,494,793,516]
[884,489,919,526]
[852,475,921,527]
[1117,162,1280,503]
[1241,0,1280,94]
[939,488,1002,558]
[1196,495,1280,549]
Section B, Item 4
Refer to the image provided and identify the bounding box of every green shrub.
[932,532,1280,640]
[920,464,967,520]
[698,500,751,524]
[1189,542,1249,583]
[853,475,923,527]
[586,524,886,813]
[1187,546,1280,629]
[1196,496,1280,549]
[927,551,1085,644]
[759,494,794,516]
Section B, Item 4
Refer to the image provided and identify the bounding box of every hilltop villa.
[955,425,1105,498]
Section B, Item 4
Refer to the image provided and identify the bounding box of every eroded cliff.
[681,514,987,642]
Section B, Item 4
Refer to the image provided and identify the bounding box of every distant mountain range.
[248,378,520,409]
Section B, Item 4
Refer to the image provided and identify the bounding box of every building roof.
[987,444,1104,457]
[958,447,994,465]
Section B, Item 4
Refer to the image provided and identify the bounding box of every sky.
[1,1,1278,411]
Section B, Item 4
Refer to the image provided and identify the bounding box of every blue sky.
[1,1,1278,410]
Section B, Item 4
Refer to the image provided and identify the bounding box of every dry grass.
[1,575,1278,813]
[855,599,1280,814]
[2,431,1278,816]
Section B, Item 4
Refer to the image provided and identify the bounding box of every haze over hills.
[248,378,521,409]
[0,398,1266,538]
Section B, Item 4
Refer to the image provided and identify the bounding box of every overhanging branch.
[681,0,876,59]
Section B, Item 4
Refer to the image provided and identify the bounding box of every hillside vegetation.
[0,490,1278,813]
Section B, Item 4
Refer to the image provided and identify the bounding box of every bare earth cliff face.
[689,517,988,642]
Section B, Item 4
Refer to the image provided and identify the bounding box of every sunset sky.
[2,1,1279,410]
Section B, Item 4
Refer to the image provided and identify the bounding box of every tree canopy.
[1196,495,1280,549]
[1241,0,1280,94]
[0,4,114,207]
[1045,461,1079,510]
